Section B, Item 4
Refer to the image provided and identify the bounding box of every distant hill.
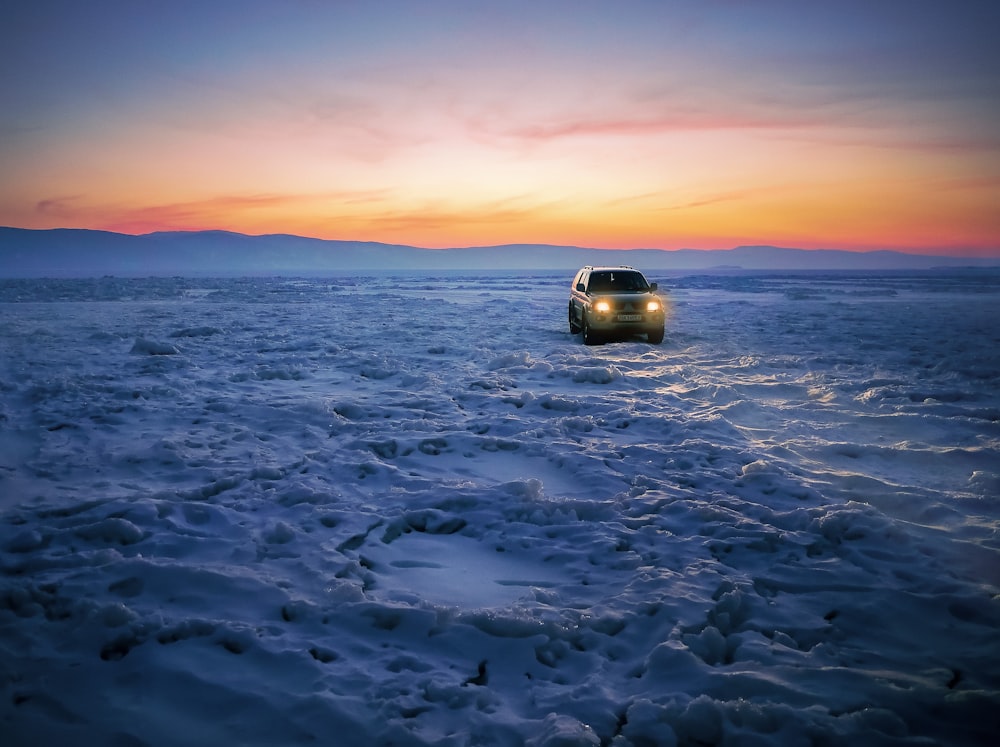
[1,227,997,277]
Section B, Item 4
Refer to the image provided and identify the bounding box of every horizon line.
[4,225,998,260]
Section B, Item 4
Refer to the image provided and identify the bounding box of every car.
[568,266,665,345]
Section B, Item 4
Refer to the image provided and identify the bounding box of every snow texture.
[1,271,998,746]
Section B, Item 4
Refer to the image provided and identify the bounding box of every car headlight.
[594,300,611,313]
[646,300,661,312]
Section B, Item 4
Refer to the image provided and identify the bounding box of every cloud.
[101,194,298,232]
[97,190,391,235]
[486,88,849,147]
[929,176,1000,193]
[35,195,84,217]
[508,114,770,142]
[661,190,753,212]
[361,196,555,234]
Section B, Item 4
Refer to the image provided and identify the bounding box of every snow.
[0,270,998,746]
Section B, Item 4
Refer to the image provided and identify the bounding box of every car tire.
[582,315,601,345]
[647,326,664,344]
[568,304,581,334]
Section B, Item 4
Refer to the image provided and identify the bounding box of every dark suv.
[568,266,665,345]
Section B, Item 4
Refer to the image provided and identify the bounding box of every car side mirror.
[576,283,585,292]
[649,282,658,291]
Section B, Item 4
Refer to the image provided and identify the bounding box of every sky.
[2,1,999,256]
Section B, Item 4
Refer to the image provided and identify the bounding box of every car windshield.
[588,271,648,293]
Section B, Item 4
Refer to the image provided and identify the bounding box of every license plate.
[617,314,641,322]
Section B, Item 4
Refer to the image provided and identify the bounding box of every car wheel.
[647,326,664,344]
[582,315,601,345]
[568,303,581,334]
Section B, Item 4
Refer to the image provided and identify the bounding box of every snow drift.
[1,271,998,745]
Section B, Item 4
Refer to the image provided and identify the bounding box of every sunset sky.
[2,1,999,255]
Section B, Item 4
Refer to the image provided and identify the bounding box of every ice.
[1,270,998,745]
[362,531,570,608]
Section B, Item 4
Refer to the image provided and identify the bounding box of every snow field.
[1,272,998,745]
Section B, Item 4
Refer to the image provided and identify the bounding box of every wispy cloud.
[660,190,753,212]
[97,190,391,235]
[35,195,84,218]
[99,195,300,233]
[361,196,556,234]
[505,112,816,143]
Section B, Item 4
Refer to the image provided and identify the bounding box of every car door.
[572,269,590,322]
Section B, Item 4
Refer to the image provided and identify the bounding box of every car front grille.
[606,301,640,312]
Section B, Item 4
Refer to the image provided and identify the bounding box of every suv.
[568,266,665,345]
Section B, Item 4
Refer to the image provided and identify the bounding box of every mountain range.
[1,227,997,277]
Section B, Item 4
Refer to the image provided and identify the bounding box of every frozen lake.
[1,271,998,745]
